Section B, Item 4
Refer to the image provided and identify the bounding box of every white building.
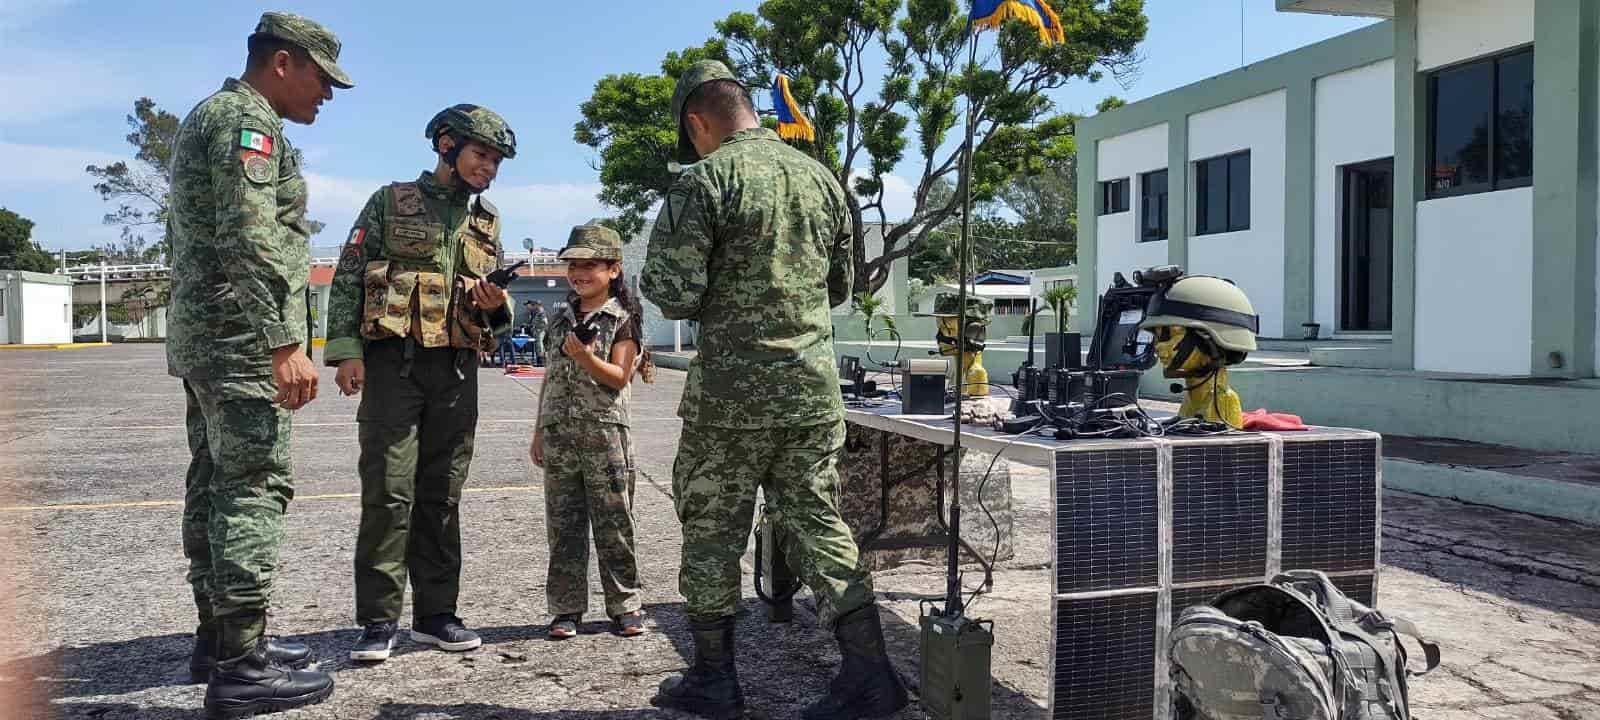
[0,270,73,345]
[1079,0,1596,377]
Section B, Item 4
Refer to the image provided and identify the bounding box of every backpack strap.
[1382,615,1442,676]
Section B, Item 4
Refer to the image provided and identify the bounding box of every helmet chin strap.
[441,141,488,194]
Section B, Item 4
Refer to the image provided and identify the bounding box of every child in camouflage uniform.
[530,224,652,639]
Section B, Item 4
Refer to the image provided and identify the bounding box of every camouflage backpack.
[1169,570,1440,720]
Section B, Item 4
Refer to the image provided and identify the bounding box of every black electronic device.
[1045,332,1082,370]
[902,359,948,415]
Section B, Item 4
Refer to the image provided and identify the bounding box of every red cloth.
[1241,409,1308,431]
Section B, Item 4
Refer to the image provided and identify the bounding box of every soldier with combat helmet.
[642,60,909,720]
[166,10,351,718]
[322,104,517,662]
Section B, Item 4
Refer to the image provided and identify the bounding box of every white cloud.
[0,50,133,123]
[0,141,122,185]
[849,170,918,223]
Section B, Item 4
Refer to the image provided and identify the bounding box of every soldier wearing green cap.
[323,103,517,663]
[643,60,909,720]
[530,224,652,641]
[166,10,350,717]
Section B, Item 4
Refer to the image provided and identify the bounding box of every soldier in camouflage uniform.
[167,11,350,718]
[531,225,647,640]
[323,104,516,662]
[643,61,909,720]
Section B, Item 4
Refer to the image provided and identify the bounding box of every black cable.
[961,419,1049,613]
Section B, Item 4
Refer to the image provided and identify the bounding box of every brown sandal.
[612,611,646,637]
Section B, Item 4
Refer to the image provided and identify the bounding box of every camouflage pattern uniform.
[642,67,870,629]
[324,130,514,626]
[538,225,643,618]
[166,13,351,660]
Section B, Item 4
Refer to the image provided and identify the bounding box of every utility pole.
[99,257,108,344]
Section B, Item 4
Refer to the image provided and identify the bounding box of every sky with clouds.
[0,0,1372,257]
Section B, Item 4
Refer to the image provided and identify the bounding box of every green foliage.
[1042,282,1077,317]
[575,0,1147,289]
[851,290,896,341]
[0,207,57,273]
[86,98,180,264]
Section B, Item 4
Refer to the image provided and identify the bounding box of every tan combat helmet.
[1141,276,1260,355]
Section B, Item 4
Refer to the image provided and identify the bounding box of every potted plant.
[1302,322,1320,340]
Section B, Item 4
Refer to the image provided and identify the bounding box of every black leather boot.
[801,604,908,720]
[190,627,314,683]
[650,616,744,719]
[203,643,334,719]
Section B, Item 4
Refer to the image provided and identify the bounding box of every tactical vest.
[360,181,501,351]
[538,297,633,428]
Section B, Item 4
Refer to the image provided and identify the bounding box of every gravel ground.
[0,345,1595,719]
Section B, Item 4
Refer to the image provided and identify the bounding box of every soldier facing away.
[166,11,351,719]
[642,61,909,720]
[322,104,517,662]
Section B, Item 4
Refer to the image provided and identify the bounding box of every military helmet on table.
[1140,275,1259,355]
[426,104,517,159]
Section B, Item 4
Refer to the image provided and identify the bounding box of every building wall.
[21,281,71,345]
[1414,188,1534,374]
[1416,0,1535,72]
[1095,123,1170,296]
[1187,90,1289,338]
[0,278,13,343]
[1313,58,1396,334]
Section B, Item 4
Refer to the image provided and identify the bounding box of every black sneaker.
[349,621,399,662]
[411,614,481,652]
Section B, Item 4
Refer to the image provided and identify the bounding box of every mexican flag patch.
[239,129,274,155]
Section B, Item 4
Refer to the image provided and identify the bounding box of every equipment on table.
[1169,569,1439,720]
[901,358,949,415]
[925,292,992,397]
[1142,274,1259,428]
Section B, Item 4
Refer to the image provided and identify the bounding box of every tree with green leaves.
[86,98,180,264]
[576,0,1146,294]
[0,208,57,273]
[86,98,329,266]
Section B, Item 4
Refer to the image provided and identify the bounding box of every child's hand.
[530,430,544,467]
[562,332,591,361]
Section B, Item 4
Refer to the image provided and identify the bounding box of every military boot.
[650,616,743,719]
[801,604,908,720]
[203,643,334,719]
[190,626,314,683]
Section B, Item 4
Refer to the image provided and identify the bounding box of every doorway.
[1340,158,1393,333]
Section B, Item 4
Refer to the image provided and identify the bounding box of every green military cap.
[928,292,993,321]
[670,60,744,165]
[252,11,354,89]
[557,224,623,261]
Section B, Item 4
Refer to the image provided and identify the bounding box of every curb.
[0,342,111,350]
[653,353,694,371]
[1384,458,1600,526]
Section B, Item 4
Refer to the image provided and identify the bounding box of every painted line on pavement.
[0,485,541,513]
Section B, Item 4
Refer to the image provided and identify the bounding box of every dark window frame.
[1138,169,1168,242]
[1425,45,1534,200]
[1194,150,1251,236]
[1099,177,1130,215]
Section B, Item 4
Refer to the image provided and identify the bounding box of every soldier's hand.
[336,359,366,396]
[271,345,319,410]
[469,278,508,310]
[530,430,545,467]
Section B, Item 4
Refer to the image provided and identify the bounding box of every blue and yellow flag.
[970,0,1066,44]
[771,74,816,143]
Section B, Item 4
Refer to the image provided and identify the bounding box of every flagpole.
[946,27,980,621]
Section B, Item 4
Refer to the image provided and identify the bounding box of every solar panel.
[1281,438,1379,573]
[1052,593,1158,720]
[1055,447,1160,594]
[1329,572,1377,607]
[1170,441,1270,584]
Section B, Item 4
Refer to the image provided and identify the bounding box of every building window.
[1139,169,1168,242]
[1195,151,1250,235]
[1099,178,1129,215]
[1427,47,1533,198]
